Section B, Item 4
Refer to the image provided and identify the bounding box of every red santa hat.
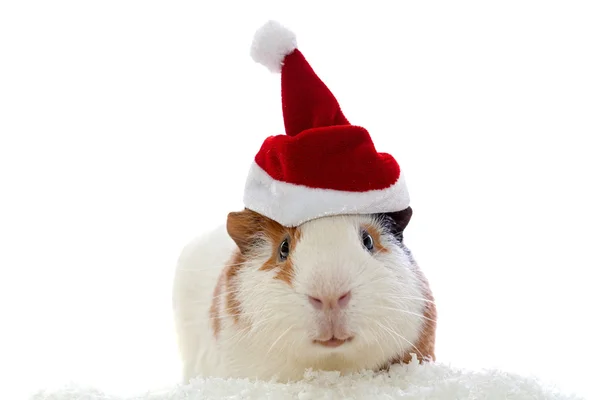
[243,20,410,227]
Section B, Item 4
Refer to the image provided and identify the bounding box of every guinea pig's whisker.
[247,315,279,332]
[346,246,387,281]
[391,295,437,305]
[374,331,389,360]
[223,325,253,346]
[385,296,433,308]
[267,325,295,355]
[186,289,239,304]
[386,293,436,306]
[360,325,385,359]
[351,277,385,290]
[226,315,275,346]
[372,319,404,355]
[384,317,407,353]
[210,310,264,320]
[227,315,280,347]
[351,273,402,291]
[374,323,402,353]
[375,320,423,359]
[290,331,308,358]
[357,247,387,268]
[370,307,435,323]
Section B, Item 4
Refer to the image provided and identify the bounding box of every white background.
[1,1,599,399]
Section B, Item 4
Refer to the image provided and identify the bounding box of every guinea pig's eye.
[279,238,290,261]
[361,230,374,252]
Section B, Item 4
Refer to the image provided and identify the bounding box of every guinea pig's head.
[225,208,436,373]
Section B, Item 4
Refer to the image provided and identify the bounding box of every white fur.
[172,214,428,383]
[243,161,411,227]
[250,20,297,73]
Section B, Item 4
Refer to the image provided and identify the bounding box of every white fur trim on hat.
[250,20,297,73]
[243,162,411,227]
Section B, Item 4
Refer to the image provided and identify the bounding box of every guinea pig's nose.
[308,291,352,310]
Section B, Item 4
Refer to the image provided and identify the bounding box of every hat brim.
[243,161,410,227]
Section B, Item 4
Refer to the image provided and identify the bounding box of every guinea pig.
[171,206,437,383]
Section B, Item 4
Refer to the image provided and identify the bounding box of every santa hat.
[243,20,410,227]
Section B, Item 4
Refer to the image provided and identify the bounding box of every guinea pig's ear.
[384,206,413,240]
[226,208,267,254]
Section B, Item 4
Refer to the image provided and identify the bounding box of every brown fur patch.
[400,268,437,363]
[228,208,300,286]
[221,209,301,326]
[209,267,226,338]
[224,251,244,324]
[226,209,267,254]
[362,223,389,254]
[382,265,437,368]
[256,223,299,286]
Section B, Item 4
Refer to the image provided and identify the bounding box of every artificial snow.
[30,355,582,400]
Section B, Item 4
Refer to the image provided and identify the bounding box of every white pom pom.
[250,20,297,73]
